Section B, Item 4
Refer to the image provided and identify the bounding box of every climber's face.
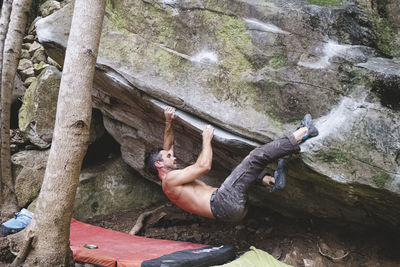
[158,149,177,170]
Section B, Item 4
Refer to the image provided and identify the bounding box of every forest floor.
[81,203,399,267]
[0,203,398,266]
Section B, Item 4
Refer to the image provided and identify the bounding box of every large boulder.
[12,150,49,208]
[18,66,105,148]
[39,0,61,17]
[74,156,167,220]
[12,150,166,219]
[13,74,26,104]
[18,66,61,148]
[35,0,400,229]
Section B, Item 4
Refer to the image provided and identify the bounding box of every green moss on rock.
[363,0,399,57]
[100,1,288,125]
[74,157,167,219]
[375,18,397,56]
[111,0,177,45]
[372,172,390,188]
[200,10,257,105]
[269,53,287,69]
[308,0,342,6]
[349,70,362,85]
[99,19,137,68]
[18,79,37,132]
[18,66,61,136]
[318,149,349,164]
[101,0,191,83]
[152,48,190,83]
[106,0,128,32]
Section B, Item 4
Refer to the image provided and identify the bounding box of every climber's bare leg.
[262,175,275,187]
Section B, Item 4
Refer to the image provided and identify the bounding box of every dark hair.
[145,148,163,177]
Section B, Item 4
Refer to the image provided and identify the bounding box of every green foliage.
[364,78,375,89]
[106,0,113,10]
[308,0,342,6]
[269,53,286,69]
[375,18,398,56]
[376,0,390,17]
[349,70,362,85]
[364,0,399,57]
[372,172,390,189]
[318,149,349,164]
[105,0,127,32]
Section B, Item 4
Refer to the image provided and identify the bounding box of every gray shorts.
[210,135,300,222]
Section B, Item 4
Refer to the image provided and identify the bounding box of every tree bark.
[19,0,106,265]
[0,1,13,76]
[0,0,30,219]
[0,0,13,210]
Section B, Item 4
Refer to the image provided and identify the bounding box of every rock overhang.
[34,0,400,230]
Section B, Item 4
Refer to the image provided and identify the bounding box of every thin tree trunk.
[20,0,106,265]
[0,0,13,209]
[0,0,30,218]
[0,1,13,75]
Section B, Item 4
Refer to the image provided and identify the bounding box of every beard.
[165,162,178,170]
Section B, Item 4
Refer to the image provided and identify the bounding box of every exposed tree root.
[129,204,167,235]
[10,230,34,267]
[317,242,349,262]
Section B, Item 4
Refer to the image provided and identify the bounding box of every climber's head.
[145,148,177,178]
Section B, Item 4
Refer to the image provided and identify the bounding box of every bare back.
[162,174,217,219]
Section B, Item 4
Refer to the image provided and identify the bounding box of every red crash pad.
[70,219,207,267]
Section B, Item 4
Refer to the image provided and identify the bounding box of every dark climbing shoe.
[300,114,319,141]
[270,159,287,193]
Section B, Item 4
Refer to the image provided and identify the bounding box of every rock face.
[12,150,166,219]
[18,66,61,148]
[74,156,167,220]
[12,150,49,208]
[18,66,105,148]
[39,0,61,17]
[35,0,400,229]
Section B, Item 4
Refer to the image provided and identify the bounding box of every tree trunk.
[0,0,30,219]
[0,1,13,75]
[19,0,106,265]
[0,0,13,211]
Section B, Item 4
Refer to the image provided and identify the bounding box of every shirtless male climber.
[145,107,318,222]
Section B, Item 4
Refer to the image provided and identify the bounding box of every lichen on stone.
[269,53,287,69]
[372,171,390,188]
[105,0,129,33]
[18,66,61,136]
[308,0,342,6]
[360,0,400,57]
[18,79,37,132]
[199,10,258,105]
[374,18,398,56]
[317,148,350,164]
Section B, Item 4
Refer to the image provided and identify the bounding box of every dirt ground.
[82,203,399,267]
